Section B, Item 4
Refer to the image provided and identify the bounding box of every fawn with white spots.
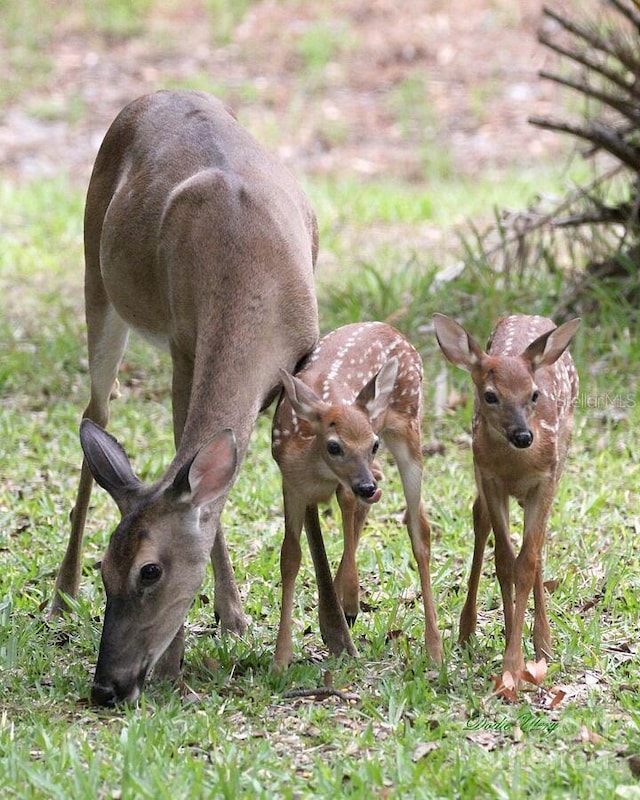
[433,313,580,682]
[271,321,443,669]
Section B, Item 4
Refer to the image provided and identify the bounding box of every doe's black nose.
[91,682,117,707]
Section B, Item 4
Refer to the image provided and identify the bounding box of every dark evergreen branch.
[607,0,640,35]
[538,69,640,125]
[553,203,636,228]
[529,116,640,170]
[537,32,640,100]
[542,5,638,74]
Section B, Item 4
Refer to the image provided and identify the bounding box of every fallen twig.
[283,686,360,703]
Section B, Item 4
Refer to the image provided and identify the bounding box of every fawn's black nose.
[508,428,534,449]
[354,481,377,499]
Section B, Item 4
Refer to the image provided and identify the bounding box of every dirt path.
[1,1,571,185]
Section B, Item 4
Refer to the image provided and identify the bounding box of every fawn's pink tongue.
[365,487,382,505]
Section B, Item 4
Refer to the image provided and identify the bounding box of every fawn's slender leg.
[532,563,552,661]
[459,493,492,644]
[334,486,370,625]
[304,505,357,657]
[274,493,306,669]
[386,427,443,664]
[503,484,553,677]
[493,517,517,644]
[477,480,514,651]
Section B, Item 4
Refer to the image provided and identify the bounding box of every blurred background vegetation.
[2,0,638,330]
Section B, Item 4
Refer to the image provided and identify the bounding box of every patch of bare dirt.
[0,0,575,186]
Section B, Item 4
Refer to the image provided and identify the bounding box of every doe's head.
[79,420,237,706]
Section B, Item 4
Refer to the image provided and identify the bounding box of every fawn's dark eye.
[327,440,343,457]
[484,390,498,405]
[372,439,379,455]
[140,563,163,585]
[531,390,540,403]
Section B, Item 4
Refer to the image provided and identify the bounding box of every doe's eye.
[484,390,498,405]
[140,563,163,585]
[372,439,380,455]
[531,390,540,403]
[327,440,343,457]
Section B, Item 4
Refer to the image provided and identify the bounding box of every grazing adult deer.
[271,322,443,669]
[49,90,319,705]
[433,313,580,680]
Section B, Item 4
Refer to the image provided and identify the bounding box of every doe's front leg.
[153,625,185,681]
[210,519,247,635]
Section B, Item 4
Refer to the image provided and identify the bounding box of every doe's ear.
[172,428,237,509]
[523,318,581,370]
[79,419,141,510]
[433,313,485,372]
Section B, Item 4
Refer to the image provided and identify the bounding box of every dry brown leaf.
[577,725,604,745]
[549,688,567,710]
[422,439,445,457]
[446,388,467,411]
[543,579,560,594]
[579,592,603,614]
[412,742,439,762]
[465,729,503,751]
[518,658,548,687]
[490,671,518,703]
[502,670,516,690]
[202,656,220,674]
[628,754,640,778]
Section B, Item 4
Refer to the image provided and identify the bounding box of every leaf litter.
[489,657,566,710]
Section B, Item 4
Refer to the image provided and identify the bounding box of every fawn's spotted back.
[272,321,423,448]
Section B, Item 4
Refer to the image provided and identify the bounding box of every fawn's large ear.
[171,429,237,509]
[279,368,329,425]
[356,357,398,432]
[433,313,485,372]
[522,318,581,371]
[80,419,142,512]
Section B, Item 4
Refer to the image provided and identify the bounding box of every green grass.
[1,173,639,798]
[1,1,639,794]
[0,0,156,104]
[294,17,357,77]
[0,0,59,103]
[205,0,255,45]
